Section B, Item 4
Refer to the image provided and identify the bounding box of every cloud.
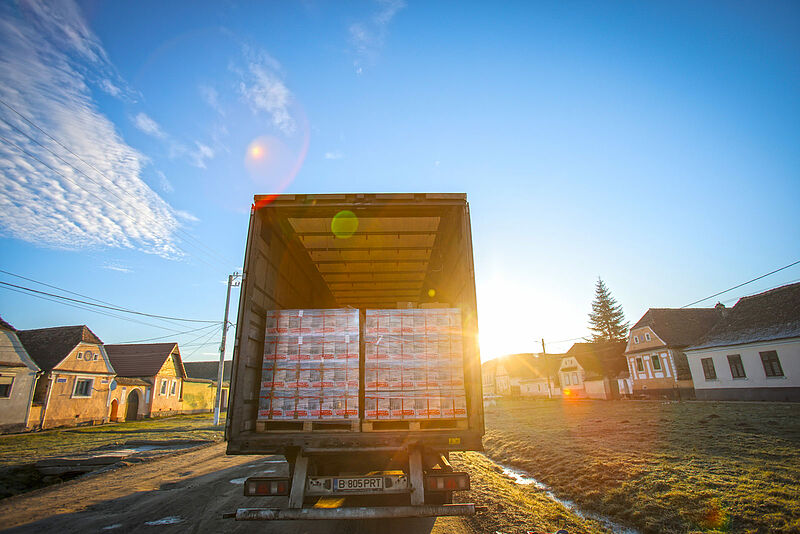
[324,150,344,160]
[238,51,295,135]
[200,85,224,116]
[133,112,166,139]
[174,209,199,223]
[349,0,405,72]
[0,0,185,258]
[102,262,132,273]
[100,79,121,97]
[157,170,173,193]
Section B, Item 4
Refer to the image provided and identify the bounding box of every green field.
[483,399,800,534]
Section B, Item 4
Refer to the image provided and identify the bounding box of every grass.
[0,414,223,469]
[483,399,800,534]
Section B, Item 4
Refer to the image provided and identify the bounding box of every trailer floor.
[0,443,608,533]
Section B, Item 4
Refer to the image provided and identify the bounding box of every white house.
[685,282,800,402]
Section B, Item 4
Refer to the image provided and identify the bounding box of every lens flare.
[331,210,358,238]
[249,143,266,160]
[428,289,436,298]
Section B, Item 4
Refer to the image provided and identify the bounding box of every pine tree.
[587,278,630,342]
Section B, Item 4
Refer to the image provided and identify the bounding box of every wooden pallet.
[256,419,360,433]
[361,419,469,432]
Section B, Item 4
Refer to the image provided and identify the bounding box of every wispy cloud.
[156,170,173,193]
[200,85,224,116]
[324,150,344,160]
[133,112,166,139]
[0,0,184,258]
[133,112,214,169]
[237,50,295,135]
[349,0,406,73]
[102,262,132,273]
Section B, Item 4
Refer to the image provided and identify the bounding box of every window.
[73,378,93,397]
[701,358,717,380]
[0,375,13,398]
[760,351,784,377]
[571,372,579,384]
[84,352,92,360]
[77,352,83,360]
[160,379,167,395]
[170,380,177,396]
[728,354,746,379]
[93,353,98,361]
[644,333,651,342]
[636,358,644,372]
[652,354,661,371]
[563,373,571,386]
[633,336,639,344]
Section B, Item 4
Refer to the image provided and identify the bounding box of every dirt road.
[0,443,607,534]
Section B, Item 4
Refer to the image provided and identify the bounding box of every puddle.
[494,460,639,534]
[229,477,247,484]
[102,525,122,530]
[144,516,184,526]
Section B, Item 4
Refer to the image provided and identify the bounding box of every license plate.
[333,477,384,492]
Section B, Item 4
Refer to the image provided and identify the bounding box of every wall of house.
[0,330,40,432]
[627,349,694,399]
[41,342,115,429]
[181,380,229,413]
[584,378,611,400]
[559,358,586,396]
[520,378,550,397]
[149,353,184,417]
[686,338,800,401]
[626,326,664,353]
[108,384,148,421]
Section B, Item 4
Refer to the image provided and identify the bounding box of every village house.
[684,282,800,401]
[481,358,497,396]
[17,325,115,429]
[0,317,41,433]
[182,360,232,414]
[484,353,562,398]
[625,308,722,399]
[105,343,187,418]
[559,342,628,399]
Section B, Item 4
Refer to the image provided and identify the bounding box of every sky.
[0,0,798,362]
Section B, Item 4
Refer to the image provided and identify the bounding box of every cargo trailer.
[226,193,483,520]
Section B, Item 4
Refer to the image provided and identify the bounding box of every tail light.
[244,477,290,496]
[425,472,470,492]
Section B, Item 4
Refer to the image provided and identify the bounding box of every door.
[125,389,140,421]
[109,399,119,421]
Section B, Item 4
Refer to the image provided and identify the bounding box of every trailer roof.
[254,193,468,309]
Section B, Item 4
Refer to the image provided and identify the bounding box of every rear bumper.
[233,503,477,520]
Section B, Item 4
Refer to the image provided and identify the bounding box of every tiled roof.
[183,360,232,382]
[632,308,721,348]
[105,343,184,379]
[17,325,103,371]
[688,282,800,350]
[566,342,628,380]
[0,316,16,332]
[115,376,151,386]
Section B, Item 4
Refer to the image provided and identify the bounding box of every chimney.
[714,302,729,318]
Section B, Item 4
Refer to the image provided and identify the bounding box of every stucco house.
[560,342,628,399]
[625,308,722,399]
[685,282,800,401]
[481,359,497,396]
[0,317,41,433]
[17,325,115,429]
[182,360,231,414]
[105,343,187,418]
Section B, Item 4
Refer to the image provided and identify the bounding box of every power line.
[0,98,238,269]
[114,323,221,344]
[184,326,224,358]
[680,259,800,308]
[0,281,220,324]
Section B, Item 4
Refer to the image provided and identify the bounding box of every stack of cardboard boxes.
[364,309,467,420]
[259,309,360,420]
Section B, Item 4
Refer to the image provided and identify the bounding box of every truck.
[226,193,484,521]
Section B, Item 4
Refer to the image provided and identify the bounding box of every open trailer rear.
[226,193,483,520]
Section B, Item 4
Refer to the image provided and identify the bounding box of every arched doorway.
[125,389,140,421]
[109,399,119,421]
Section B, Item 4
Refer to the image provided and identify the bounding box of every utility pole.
[542,338,552,399]
[214,272,241,426]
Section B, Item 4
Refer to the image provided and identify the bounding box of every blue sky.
[1,0,798,361]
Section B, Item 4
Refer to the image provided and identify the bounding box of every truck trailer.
[226,193,484,520]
